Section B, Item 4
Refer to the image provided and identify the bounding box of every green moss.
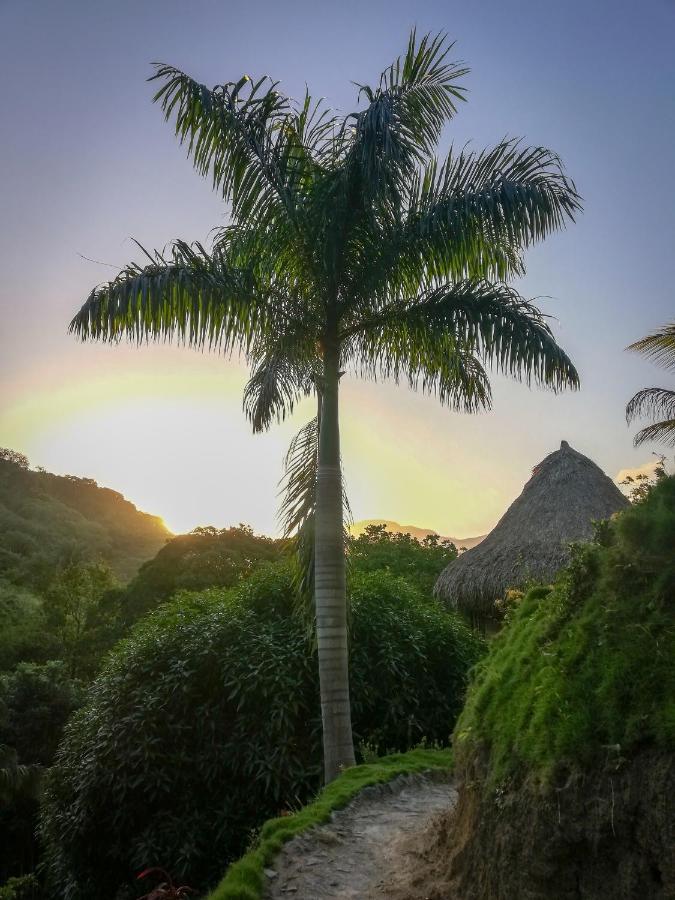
[206,748,453,900]
[454,476,675,787]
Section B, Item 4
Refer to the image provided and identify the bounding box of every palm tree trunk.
[315,340,355,783]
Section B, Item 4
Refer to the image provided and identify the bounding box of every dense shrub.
[347,524,457,594]
[117,526,283,625]
[0,582,58,672]
[0,662,82,886]
[40,563,482,899]
[454,475,675,786]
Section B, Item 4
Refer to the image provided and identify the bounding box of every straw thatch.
[434,441,629,621]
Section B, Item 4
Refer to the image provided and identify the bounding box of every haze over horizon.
[1,0,673,537]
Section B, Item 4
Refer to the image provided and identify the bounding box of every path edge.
[206,748,454,900]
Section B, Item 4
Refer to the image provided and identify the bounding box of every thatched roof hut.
[434,441,629,622]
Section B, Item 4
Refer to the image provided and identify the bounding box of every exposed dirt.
[263,750,674,899]
[433,748,675,900]
[262,771,457,899]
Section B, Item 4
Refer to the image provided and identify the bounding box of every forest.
[1,448,471,898]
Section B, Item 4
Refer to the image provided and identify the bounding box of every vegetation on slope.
[0,450,169,587]
[454,474,675,786]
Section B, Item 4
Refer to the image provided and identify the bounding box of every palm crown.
[70,31,581,780]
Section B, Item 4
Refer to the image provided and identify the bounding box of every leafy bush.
[117,526,283,625]
[0,662,83,886]
[348,524,457,594]
[0,874,38,900]
[40,563,481,899]
[0,582,58,672]
[454,475,675,786]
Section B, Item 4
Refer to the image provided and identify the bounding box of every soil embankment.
[416,749,674,899]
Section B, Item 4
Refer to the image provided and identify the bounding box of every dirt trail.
[263,772,456,899]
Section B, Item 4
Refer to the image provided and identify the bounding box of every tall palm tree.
[626,322,675,446]
[70,32,581,782]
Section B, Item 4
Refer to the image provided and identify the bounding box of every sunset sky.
[1,0,673,537]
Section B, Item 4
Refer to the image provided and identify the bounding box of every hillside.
[0,449,170,586]
[350,519,485,550]
[434,476,675,898]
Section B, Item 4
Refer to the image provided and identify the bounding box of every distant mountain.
[0,450,170,586]
[350,519,486,550]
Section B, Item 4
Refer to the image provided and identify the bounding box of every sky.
[1,0,674,537]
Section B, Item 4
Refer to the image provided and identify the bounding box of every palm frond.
[347,329,492,413]
[632,419,675,447]
[279,414,351,621]
[243,351,314,433]
[279,416,320,539]
[151,64,331,223]
[626,387,675,447]
[279,416,320,619]
[69,240,270,351]
[626,387,675,424]
[409,140,579,273]
[348,31,468,189]
[627,322,675,370]
[343,139,580,307]
[345,281,578,398]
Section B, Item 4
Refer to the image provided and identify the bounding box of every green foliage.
[0,875,38,900]
[42,562,118,679]
[348,524,457,594]
[0,662,84,767]
[0,450,29,469]
[207,747,453,900]
[0,581,58,672]
[0,453,169,589]
[118,525,282,625]
[0,662,82,886]
[40,564,481,899]
[619,454,667,503]
[454,475,675,787]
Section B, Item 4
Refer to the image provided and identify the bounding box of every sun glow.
[0,351,313,535]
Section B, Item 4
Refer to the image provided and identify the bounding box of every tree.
[0,450,29,470]
[626,322,675,446]
[348,523,457,595]
[70,31,580,781]
[43,562,116,678]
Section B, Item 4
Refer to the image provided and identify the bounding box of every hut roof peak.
[435,441,630,619]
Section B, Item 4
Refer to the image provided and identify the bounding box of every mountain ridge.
[349,519,486,550]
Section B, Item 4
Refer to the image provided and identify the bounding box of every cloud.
[614,457,665,485]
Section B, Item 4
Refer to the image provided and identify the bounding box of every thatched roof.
[434,441,629,619]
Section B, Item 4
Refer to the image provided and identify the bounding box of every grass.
[206,747,453,900]
[454,476,675,787]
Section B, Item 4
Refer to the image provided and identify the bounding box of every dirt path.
[263,772,456,899]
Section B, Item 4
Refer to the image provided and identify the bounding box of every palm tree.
[626,322,675,446]
[70,32,581,782]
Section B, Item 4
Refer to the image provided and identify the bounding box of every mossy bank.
[439,476,675,899]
